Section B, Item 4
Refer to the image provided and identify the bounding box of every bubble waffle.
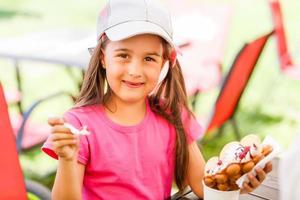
[203,134,273,191]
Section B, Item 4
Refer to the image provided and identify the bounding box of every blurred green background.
[0,0,299,190]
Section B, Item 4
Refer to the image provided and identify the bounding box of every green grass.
[27,192,40,200]
[0,0,300,189]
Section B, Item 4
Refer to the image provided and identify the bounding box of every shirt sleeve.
[41,110,90,165]
[181,107,203,143]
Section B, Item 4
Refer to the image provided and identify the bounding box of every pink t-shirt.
[42,100,202,200]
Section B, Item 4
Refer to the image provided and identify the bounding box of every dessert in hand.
[203,134,273,191]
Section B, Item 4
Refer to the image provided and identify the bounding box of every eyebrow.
[114,48,162,57]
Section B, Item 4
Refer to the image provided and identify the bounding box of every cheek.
[146,67,162,83]
[105,61,124,76]
[105,65,124,87]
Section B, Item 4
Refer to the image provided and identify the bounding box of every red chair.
[269,0,300,80]
[0,82,51,199]
[0,83,27,199]
[205,31,274,139]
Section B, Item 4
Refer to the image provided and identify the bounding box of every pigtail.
[75,36,110,107]
[169,60,190,192]
[149,59,192,193]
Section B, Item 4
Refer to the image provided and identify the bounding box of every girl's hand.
[240,162,273,194]
[48,117,80,161]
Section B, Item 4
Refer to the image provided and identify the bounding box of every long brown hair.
[76,35,193,193]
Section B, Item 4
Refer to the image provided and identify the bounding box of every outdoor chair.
[14,90,75,152]
[204,31,274,140]
[269,0,300,80]
[0,45,78,150]
[1,80,75,152]
[0,82,51,199]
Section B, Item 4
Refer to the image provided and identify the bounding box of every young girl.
[42,0,272,199]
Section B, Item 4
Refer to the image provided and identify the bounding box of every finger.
[53,139,77,149]
[51,133,77,142]
[255,167,266,182]
[48,117,64,126]
[241,182,253,193]
[248,173,260,189]
[51,125,72,134]
[264,162,273,173]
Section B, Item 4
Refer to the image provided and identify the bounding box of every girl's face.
[102,34,165,104]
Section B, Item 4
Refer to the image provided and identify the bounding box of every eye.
[117,53,129,59]
[145,56,156,62]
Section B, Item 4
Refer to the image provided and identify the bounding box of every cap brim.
[104,21,175,49]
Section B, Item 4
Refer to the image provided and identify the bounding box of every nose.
[128,60,142,78]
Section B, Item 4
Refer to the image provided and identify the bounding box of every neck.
[104,96,147,126]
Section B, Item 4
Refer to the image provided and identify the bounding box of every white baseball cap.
[96,0,176,50]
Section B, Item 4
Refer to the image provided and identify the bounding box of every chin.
[122,97,145,104]
[113,88,152,104]
[118,93,147,104]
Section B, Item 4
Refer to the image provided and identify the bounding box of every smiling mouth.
[122,80,145,88]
